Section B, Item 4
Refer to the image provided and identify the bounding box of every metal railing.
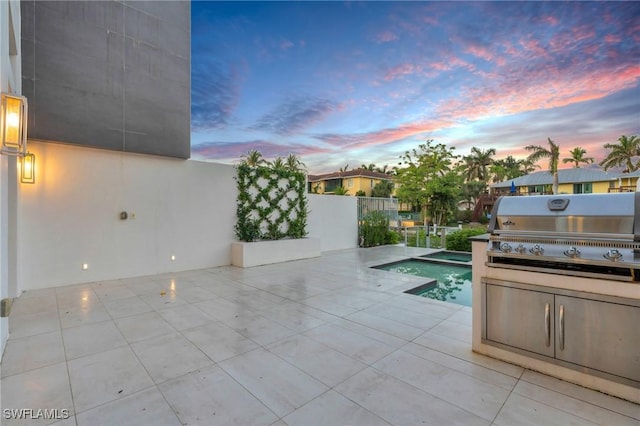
[357,196,399,223]
[394,224,463,248]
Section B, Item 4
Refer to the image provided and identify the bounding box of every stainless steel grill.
[486,192,640,282]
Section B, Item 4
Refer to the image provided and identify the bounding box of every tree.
[460,181,487,209]
[425,172,461,227]
[371,180,394,198]
[360,163,375,171]
[563,147,594,168]
[463,147,496,182]
[490,156,530,183]
[525,138,560,194]
[339,164,350,172]
[395,140,460,224]
[600,135,640,172]
[285,153,306,172]
[375,164,392,175]
[269,157,286,170]
[241,149,266,167]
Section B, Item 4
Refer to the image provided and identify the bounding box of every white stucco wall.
[307,194,358,252]
[17,143,359,291]
[18,142,237,290]
[1,0,23,356]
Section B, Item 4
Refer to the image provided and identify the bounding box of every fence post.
[404,227,407,247]
[441,227,447,249]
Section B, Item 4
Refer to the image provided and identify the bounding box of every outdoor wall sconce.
[20,152,35,184]
[1,93,34,184]
[1,93,28,155]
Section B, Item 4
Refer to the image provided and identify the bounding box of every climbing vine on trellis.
[235,164,308,242]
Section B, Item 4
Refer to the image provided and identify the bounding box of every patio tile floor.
[1,246,639,425]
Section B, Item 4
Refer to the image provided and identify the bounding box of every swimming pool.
[373,259,472,307]
[420,250,472,263]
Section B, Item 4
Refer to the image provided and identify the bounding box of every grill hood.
[488,193,640,240]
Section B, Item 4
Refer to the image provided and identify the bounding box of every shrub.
[455,209,473,223]
[355,190,366,196]
[445,228,487,252]
[359,211,398,247]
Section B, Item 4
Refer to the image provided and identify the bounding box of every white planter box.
[231,238,321,268]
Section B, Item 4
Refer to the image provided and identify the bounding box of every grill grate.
[489,236,640,250]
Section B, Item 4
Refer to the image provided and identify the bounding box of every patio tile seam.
[368,349,511,423]
[215,353,316,420]
[517,372,640,421]
[408,335,526,380]
[396,345,521,393]
[348,363,490,425]
[505,377,635,426]
[56,292,79,420]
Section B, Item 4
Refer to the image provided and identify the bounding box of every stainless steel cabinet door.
[486,284,555,357]
[555,295,640,382]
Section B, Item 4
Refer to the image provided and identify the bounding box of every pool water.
[420,250,472,263]
[374,259,472,306]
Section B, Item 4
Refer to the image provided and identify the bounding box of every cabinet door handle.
[544,303,550,347]
[559,304,565,351]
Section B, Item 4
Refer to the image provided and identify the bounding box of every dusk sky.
[190,1,640,174]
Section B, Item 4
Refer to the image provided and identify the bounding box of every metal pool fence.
[357,197,399,223]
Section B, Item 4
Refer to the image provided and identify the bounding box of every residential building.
[491,168,625,195]
[308,169,394,196]
[474,168,639,221]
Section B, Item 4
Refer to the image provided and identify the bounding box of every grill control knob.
[564,246,581,258]
[529,244,544,256]
[515,244,527,254]
[500,243,512,253]
[604,249,623,262]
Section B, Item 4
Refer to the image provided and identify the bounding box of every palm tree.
[285,153,306,172]
[241,149,266,167]
[339,164,350,173]
[375,164,392,175]
[464,147,496,182]
[269,157,286,170]
[519,157,539,175]
[562,147,594,168]
[600,135,640,172]
[525,138,560,194]
[360,163,375,171]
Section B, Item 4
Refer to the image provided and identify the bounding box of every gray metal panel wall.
[21,1,190,159]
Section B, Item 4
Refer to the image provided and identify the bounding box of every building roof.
[308,168,394,182]
[491,168,618,188]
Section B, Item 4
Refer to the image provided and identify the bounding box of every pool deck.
[2,246,639,425]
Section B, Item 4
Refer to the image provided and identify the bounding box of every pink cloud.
[383,63,420,81]
[519,38,550,59]
[604,34,622,43]
[315,118,456,151]
[464,44,495,62]
[435,63,640,124]
[375,30,399,43]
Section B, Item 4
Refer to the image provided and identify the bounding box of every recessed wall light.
[170,255,176,261]
[82,263,89,270]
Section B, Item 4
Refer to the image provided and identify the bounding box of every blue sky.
[190,1,640,174]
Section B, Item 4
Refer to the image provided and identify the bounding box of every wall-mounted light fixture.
[1,93,35,184]
[20,152,35,184]
[1,93,28,155]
